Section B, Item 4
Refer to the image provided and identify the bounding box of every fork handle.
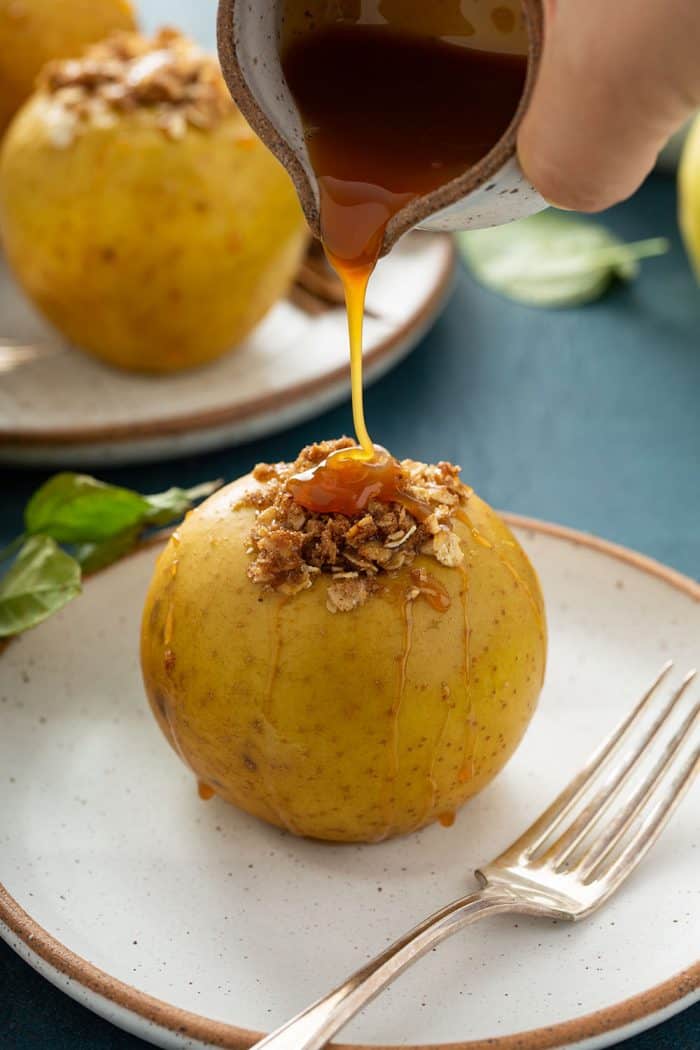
[251,886,515,1050]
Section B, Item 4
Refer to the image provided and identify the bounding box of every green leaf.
[458,210,669,308]
[0,536,81,638]
[25,474,223,545]
[73,482,224,565]
[2,473,222,639]
[25,474,149,544]
[143,480,223,527]
[0,535,25,564]
[75,526,143,575]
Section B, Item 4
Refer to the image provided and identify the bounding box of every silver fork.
[253,663,699,1050]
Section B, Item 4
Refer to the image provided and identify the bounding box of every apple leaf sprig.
[0,474,221,639]
[458,210,670,308]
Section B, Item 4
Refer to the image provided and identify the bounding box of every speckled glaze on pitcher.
[217,0,545,254]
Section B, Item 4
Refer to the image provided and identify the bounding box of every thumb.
[518,0,700,211]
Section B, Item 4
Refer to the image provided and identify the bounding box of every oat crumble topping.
[38,27,235,147]
[241,438,470,613]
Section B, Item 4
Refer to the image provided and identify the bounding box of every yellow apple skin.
[0,100,309,372]
[679,115,700,283]
[141,477,547,842]
[0,0,137,135]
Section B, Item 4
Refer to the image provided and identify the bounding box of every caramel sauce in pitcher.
[282,23,526,510]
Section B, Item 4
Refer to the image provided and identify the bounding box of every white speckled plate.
[0,519,698,1050]
[0,232,455,468]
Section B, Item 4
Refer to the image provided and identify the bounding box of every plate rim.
[0,514,698,1050]
[0,235,455,447]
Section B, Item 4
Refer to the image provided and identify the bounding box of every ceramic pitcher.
[217,0,545,255]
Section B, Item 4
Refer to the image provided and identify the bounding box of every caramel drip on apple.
[424,683,454,830]
[262,597,287,725]
[391,574,456,836]
[157,548,211,795]
[457,511,545,645]
[260,597,302,835]
[410,569,451,613]
[496,551,546,641]
[457,562,477,785]
[456,510,494,551]
[407,570,453,827]
[378,589,415,841]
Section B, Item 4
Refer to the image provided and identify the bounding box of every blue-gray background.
[2,173,698,1049]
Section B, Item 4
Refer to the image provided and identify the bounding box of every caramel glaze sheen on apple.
[141,474,546,844]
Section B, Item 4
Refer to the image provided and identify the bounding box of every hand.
[518,0,700,211]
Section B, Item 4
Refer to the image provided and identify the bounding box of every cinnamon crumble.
[241,439,470,612]
[38,27,236,147]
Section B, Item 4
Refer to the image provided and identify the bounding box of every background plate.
[0,521,698,1050]
[0,233,455,467]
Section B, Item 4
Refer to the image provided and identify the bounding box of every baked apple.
[141,440,547,843]
[0,0,136,135]
[0,28,308,372]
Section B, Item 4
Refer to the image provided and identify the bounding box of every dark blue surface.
[1,175,698,1047]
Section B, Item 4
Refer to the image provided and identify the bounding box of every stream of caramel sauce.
[409,568,451,613]
[282,24,526,508]
[276,23,527,832]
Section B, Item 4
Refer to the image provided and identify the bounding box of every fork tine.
[576,697,700,880]
[549,672,697,870]
[511,663,674,859]
[583,743,700,892]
